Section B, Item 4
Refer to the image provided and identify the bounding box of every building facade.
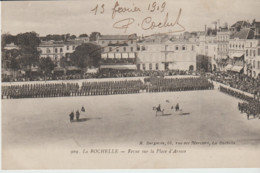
[244,39,260,78]
[37,41,80,67]
[137,39,197,71]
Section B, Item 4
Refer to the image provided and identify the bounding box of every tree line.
[2,31,101,78]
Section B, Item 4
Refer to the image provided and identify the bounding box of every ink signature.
[112,8,185,33]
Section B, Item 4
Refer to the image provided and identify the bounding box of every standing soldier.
[76,110,80,121]
[69,111,74,122]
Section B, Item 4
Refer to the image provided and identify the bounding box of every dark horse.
[153,104,164,116]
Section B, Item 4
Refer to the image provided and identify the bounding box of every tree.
[79,34,88,37]
[89,32,101,41]
[69,35,77,40]
[2,49,21,70]
[70,43,101,69]
[16,32,41,75]
[1,33,17,50]
[38,57,55,79]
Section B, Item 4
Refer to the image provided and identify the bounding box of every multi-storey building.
[227,28,255,73]
[37,41,80,67]
[244,39,260,78]
[97,34,138,70]
[137,37,197,71]
[216,27,230,71]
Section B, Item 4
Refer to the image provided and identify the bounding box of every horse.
[153,106,164,116]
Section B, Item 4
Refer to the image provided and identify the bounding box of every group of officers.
[147,77,214,92]
[69,106,85,122]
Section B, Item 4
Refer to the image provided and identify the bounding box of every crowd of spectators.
[211,72,260,97]
[2,70,196,82]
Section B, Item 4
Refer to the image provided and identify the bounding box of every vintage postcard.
[1,0,260,170]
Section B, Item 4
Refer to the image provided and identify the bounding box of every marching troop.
[219,86,254,102]
[220,86,260,120]
[238,101,260,120]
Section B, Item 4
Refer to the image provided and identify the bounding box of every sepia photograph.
[1,0,260,170]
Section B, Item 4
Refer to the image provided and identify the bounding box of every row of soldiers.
[2,80,144,99]
[147,77,214,92]
[80,80,143,95]
[219,86,254,102]
[238,101,260,120]
[2,83,79,99]
[2,78,215,99]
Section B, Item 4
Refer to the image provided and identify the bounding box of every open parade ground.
[2,87,260,169]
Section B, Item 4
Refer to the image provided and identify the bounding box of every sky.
[1,0,260,37]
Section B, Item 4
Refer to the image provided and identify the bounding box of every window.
[191,45,194,51]
[253,60,255,68]
[131,40,133,44]
[102,41,104,44]
[60,48,63,52]
[239,44,241,49]
[47,48,51,53]
[109,47,112,52]
[156,63,159,70]
[143,64,146,70]
[253,50,255,57]
[123,47,126,52]
[258,48,260,56]
[55,56,58,60]
[55,48,58,53]
[182,45,186,50]
[250,50,252,56]
[175,46,178,50]
[258,61,260,69]
[67,46,69,50]
[250,42,252,47]
[230,44,232,48]
[242,44,244,49]
[131,47,133,52]
[116,47,119,52]
[246,50,248,56]
[149,63,152,70]
[142,46,146,51]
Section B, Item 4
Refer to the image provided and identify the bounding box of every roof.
[99,34,137,40]
[231,20,250,28]
[230,28,255,39]
[39,40,78,47]
[100,64,137,70]
[231,65,243,72]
